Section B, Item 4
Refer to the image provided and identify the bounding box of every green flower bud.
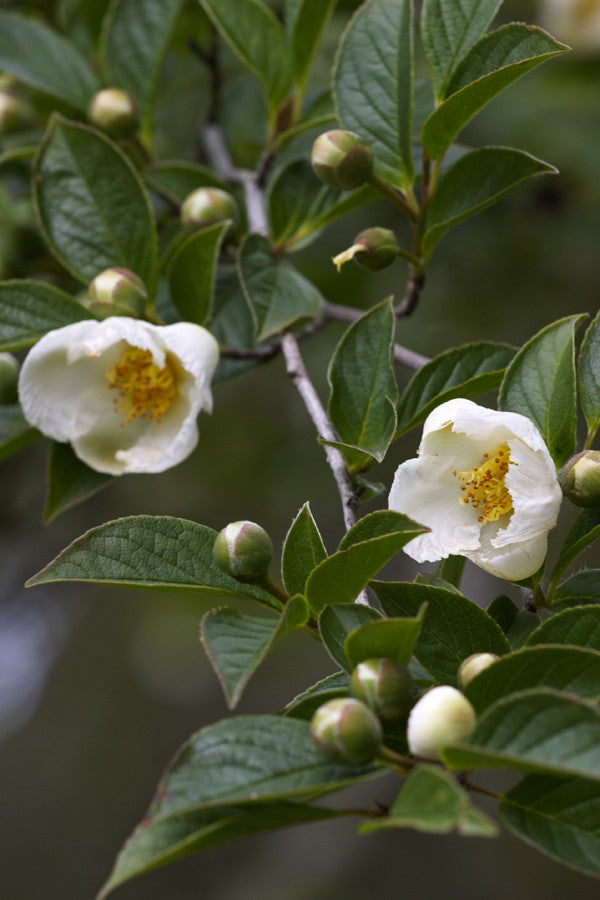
[87,88,139,138]
[180,188,239,231]
[310,697,383,764]
[332,227,399,273]
[407,685,476,761]
[213,520,273,582]
[559,451,600,507]
[349,658,414,720]
[457,653,499,689]
[0,351,19,403]
[0,90,33,135]
[311,130,373,191]
[84,268,147,319]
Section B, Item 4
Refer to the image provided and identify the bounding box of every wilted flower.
[18,317,219,475]
[389,399,562,581]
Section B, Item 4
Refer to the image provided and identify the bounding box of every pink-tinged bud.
[0,90,33,135]
[87,88,139,138]
[407,685,476,761]
[350,658,414,720]
[180,188,239,231]
[311,130,373,190]
[0,352,19,403]
[457,653,499,689]
[310,697,383,764]
[84,268,147,319]
[559,451,600,507]
[213,520,273,582]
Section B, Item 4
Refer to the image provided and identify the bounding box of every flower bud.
[457,653,499,689]
[349,658,414,720]
[0,90,33,135]
[84,268,147,319]
[332,227,399,273]
[559,451,600,507]
[407,685,476,761]
[180,188,239,231]
[213,520,273,581]
[87,88,139,138]
[0,352,19,403]
[311,130,373,191]
[310,697,383,764]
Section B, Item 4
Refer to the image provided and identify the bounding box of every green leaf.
[371,581,509,685]
[210,266,262,386]
[526,604,600,650]
[551,508,600,585]
[100,0,185,129]
[433,555,465,590]
[553,571,600,607]
[442,688,600,783]
[305,511,427,614]
[199,0,293,124]
[284,0,337,96]
[238,233,323,340]
[44,442,113,524]
[26,516,283,610]
[499,315,586,468]
[284,671,350,719]
[0,280,93,351]
[318,603,381,672]
[485,593,541,649]
[344,615,423,669]
[327,299,398,471]
[281,502,327,597]
[360,764,498,836]
[0,12,100,111]
[421,25,568,160]
[0,403,40,462]
[578,309,600,442]
[33,116,157,291]
[500,774,600,878]
[423,147,556,256]
[200,597,309,708]
[168,223,229,326]
[421,0,502,102]
[464,645,600,712]
[395,341,515,437]
[333,0,414,191]
[145,161,228,205]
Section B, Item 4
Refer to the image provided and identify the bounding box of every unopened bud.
[311,130,373,191]
[0,90,34,135]
[333,227,399,273]
[87,88,139,138]
[181,188,238,231]
[407,685,476,761]
[213,520,273,582]
[310,697,383,764]
[457,653,499,689]
[0,352,19,403]
[350,658,414,720]
[559,451,600,507]
[83,268,147,319]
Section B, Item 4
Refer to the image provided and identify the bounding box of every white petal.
[469,530,549,581]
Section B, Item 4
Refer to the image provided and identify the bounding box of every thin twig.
[322,301,429,369]
[395,269,426,318]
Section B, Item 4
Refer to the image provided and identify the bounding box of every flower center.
[453,445,514,524]
[106,348,176,426]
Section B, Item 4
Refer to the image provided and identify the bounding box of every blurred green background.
[1,1,600,897]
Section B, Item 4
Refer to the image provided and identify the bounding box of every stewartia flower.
[18,317,219,475]
[389,399,562,581]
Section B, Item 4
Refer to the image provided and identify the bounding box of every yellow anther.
[454,444,514,523]
[106,348,176,426]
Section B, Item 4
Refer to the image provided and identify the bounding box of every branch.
[202,124,268,236]
[322,301,429,369]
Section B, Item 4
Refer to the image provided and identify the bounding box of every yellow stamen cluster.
[453,445,514,524]
[106,348,176,426]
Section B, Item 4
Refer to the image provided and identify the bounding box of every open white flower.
[18,317,219,475]
[540,0,600,52]
[389,398,562,581]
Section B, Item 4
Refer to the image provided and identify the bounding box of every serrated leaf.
[433,555,465,590]
[422,25,568,160]
[465,645,600,712]
[284,671,350,719]
[360,764,498,836]
[551,509,600,585]
[421,0,502,101]
[44,442,113,524]
[395,341,515,437]
[26,516,283,610]
[0,12,100,111]
[327,299,398,471]
[282,502,327,597]
[500,774,600,878]
[526,604,600,650]
[578,309,600,442]
[305,511,427,614]
[333,0,414,191]
[344,615,422,669]
[318,603,381,672]
[210,266,263,386]
[284,0,337,96]
[371,581,509,685]
[0,280,93,351]
[0,403,40,462]
[499,315,586,468]
[100,0,184,129]
[442,688,600,782]
[423,147,556,255]
[168,223,229,326]
[553,571,600,607]
[33,116,157,291]
[200,0,293,124]
[238,233,322,340]
[145,161,228,205]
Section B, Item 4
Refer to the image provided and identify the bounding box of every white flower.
[388,398,562,581]
[18,317,220,475]
[407,685,476,761]
[540,0,600,52]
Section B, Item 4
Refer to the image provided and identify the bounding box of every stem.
[377,745,415,774]
[259,573,290,605]
[369,173,419,222]
[395,268,425,318]
[584,427,598,451]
